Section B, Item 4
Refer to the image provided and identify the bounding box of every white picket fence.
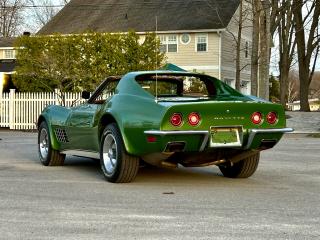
[0,89,83,130]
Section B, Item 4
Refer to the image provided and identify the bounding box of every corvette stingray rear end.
[38,71,292,183]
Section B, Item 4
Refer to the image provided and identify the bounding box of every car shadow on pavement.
[60,156,261,186]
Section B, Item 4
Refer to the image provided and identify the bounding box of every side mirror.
[81,91,90,99]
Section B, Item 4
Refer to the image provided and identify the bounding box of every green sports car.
[37,71,293,183]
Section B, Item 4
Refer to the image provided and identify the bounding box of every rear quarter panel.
[109,94,167,155]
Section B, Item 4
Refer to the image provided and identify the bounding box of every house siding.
[158,32,220,78]
[220,3,252,95]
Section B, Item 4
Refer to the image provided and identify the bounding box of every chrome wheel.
[102,133,118,174]
[39,128,49,159]
[100,123,139,183]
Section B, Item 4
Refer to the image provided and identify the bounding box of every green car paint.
[38,71,292,164]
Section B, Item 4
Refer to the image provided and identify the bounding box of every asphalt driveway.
[0,131,319,240]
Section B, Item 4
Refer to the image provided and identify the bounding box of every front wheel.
[219,152,260,178]
[38,122,65,166]
[100,123,139,183]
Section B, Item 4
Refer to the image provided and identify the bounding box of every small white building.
[288,99,320,111]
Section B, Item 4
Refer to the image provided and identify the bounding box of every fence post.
[9,89,16,130]
[54,89,60,105]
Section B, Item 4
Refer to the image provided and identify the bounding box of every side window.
[93,81,118,104]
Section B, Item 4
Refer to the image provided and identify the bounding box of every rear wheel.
[100,123,139,183]
[38,122,65,166]
[219,152,260,178]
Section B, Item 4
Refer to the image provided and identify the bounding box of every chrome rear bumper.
[145,128,294,151]
[244,128,294,149]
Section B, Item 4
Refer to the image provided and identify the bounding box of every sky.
[21,0,67,33]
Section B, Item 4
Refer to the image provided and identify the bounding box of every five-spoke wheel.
[38,122,65,166]
[100,123,139,183]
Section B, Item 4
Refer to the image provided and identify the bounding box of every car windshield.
[136,75,216,99]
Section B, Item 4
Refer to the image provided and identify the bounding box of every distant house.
[0,37,17,93]
[288,99,320,112]
[39,0,252,94]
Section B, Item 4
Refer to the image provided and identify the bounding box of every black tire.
[219,152,260,178]
[100,123,139,183]
[38,122,65,166]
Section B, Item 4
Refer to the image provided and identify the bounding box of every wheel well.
[99,114,117,139]
[37,116,46,129]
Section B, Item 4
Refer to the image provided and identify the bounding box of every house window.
[4,49,15,59]
[159,35,178,53]
[196,34,208,52]
[180,33,191,45]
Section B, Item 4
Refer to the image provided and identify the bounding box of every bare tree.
[292,0,320,111]
[287,70,299,103]
[26,0,69,32]
[235,0,243,91]
[0,0,24,37]
[226,0,252,91]
[276,0,296,108]
[250,0,277,100]
[258,0,271,100]
[250,0,259,96]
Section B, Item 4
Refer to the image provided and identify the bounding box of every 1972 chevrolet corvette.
[37,71,293,183]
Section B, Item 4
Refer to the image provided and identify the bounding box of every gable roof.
[0,37,16,48]
[38,0,240,35]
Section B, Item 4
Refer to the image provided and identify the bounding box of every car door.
[66,103,102,152]
[65,79,119,152]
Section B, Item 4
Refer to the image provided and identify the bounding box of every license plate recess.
[210,126,242,147]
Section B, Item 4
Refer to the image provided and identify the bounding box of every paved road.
[0,131,319,240]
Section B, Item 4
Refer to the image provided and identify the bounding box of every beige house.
[39,0,252,94]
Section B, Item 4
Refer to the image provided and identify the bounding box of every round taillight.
[267,112,278,124]
[170,113,183,127]
[188,112,201,126]
[251,112,262,125]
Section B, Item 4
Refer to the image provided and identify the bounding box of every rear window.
[136,75,214,98]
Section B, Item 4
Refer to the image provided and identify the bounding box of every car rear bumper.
[144,128,294,152]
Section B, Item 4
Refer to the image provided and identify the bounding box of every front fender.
[38,105,71,151]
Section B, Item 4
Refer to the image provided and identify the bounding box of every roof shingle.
[38,0,240,34]
[0,37,16,47]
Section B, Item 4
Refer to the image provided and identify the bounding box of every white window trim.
[195,33,208,52]
[4,49,15,59]
[180,33,191,45]
[159,34,178,53]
